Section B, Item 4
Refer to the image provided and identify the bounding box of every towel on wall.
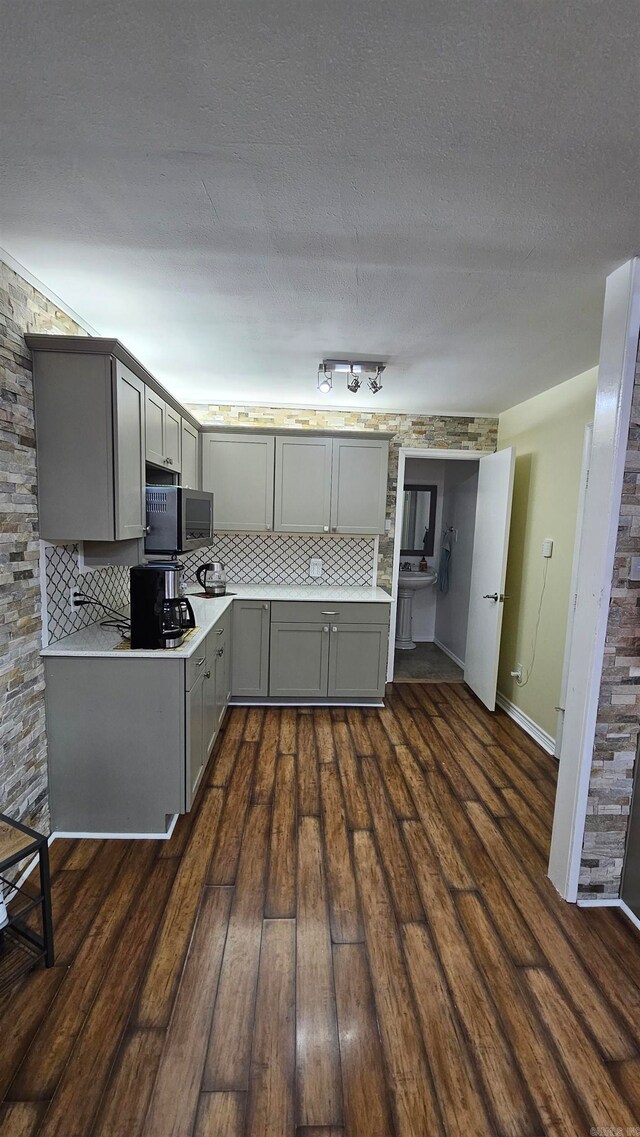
[438,531,452,593]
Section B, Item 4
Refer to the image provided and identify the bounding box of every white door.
[464,448,515,709]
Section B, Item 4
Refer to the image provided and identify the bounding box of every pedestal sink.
[395,571,438,650]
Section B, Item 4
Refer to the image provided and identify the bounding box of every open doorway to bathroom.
[393,454,480,683]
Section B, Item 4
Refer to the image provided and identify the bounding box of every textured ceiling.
[1,1,639,413]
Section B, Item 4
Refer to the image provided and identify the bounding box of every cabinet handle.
[144,525,151,535]
[204,670,211,679]
[332,526,337,532]
[323,625,329,633]
[166,457,173,466]
[323,525,329,531]
[217,647,224,657]
[263,603,269,610]
[321,611,338,615]
[332,626,338,632]
[216,628,224,635]
[195,657,206,666]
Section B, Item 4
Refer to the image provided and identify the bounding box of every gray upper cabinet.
[181,421,200,489]
[274,435,333,533]
[232,601,270,697]
[145,389,182,473]
[202,433,275,532]
[330,437,389,534]
[30,348,146,543]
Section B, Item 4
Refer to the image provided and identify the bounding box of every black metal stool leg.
[39,843,55,966]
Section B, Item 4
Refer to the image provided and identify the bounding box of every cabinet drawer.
[270,601,390,625]
[186,647,208,690]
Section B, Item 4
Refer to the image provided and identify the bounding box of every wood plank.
[36,858,176,1137]
[403,820,532,1137]
[298,712,320,816]
[252,707,279,805]
[265,755,296,918]
[319,763,363,943]
[9,842,159,1100]
[376,702,406,744]
[384,697,438,773]
[0,965,66,1100]
[465,800,635,1061]
[204,805,271,1090]
[143,887,232,1137]
[296,817,343,1127]
[53,842,129,963]
[500,787,551,858]
[244,706,264,742]
[57,838,105,872]
[194,1092,245,1137]
[278,707,297,753]
[455,891,587,1137]
[401,923,494,1137]
[245,920,296,1137]
[137,788,224,1027]
[610,1058,640,1119]
[208,743,256,886]
[332,943,394,1137]
[352,830,442,1137]
[410,684,442,717]
[210,708,247,786]
[394,745,475,889]
[360,757,424,923]
[430,716,509,816]
[486,744,557,815]
[333,721,370,829]
[314,708,336,762]
[297,1130,343,1137]
[526,967,637,1131]
[347,709,374,756]
[427,768,545,966]
[0,1102,46,1137]
[92,1029,165,1137]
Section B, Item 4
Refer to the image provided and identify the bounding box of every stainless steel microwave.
[144,487,214,555]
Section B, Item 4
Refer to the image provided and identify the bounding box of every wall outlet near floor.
[542,538,554,558]
[309,558,323,578]
[511,663,523,681]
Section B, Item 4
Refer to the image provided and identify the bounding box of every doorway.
[394,456,479,684]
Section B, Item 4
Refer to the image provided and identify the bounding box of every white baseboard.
[495,691,556,756]
[577,896,640,933]
[51,814,178,842]
[432,638,465,670]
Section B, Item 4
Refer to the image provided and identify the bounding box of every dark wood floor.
[2,683,640,1137]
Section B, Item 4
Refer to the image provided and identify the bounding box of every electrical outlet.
[511,663,523,681]
[69,586,81,614]
[309,558,322,578]
[542,538,553,558]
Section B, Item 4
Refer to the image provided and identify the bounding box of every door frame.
[549,257,640,901]
[387,446,492,682]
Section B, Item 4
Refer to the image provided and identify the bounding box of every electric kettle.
[196,561,227,596]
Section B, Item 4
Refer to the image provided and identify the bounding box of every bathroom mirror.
[401,484,438,556]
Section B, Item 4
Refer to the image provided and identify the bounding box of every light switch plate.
[309,558,323,578]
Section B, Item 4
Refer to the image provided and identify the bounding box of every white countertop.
[41,582,392,660]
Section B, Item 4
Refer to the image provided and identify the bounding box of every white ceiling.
[1,1,639,414]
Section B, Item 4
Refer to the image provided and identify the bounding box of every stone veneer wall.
[0,261,86,840]
[187,405,499,587]
[579,335,640,897]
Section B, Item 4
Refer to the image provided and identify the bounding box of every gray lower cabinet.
[202,433,275,531]
[232,601,270,697]
[30,349,146,542]
[269,622,331,697]
[268,602,390,699]
[187,666,207,805]
[328,623,389,698]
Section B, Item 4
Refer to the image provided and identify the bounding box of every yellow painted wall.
[497,368,598,740]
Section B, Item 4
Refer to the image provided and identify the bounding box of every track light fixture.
[317,364,333,395]
[319,359,386,395]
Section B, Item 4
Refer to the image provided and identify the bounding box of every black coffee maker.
[130,562,196,649]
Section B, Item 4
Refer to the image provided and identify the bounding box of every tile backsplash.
[43,533,377,644]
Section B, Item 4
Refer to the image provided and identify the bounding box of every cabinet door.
[214,635,228,727]
[269,622,329,698]
[186,671,205,807]
[330,438,389,534]
[328,623,389,698]
[203,656,218,763]
[202,433,275,531]
[181,421,200,488]
[231,601,270,697]
[145,389,166,467]
[165,406,182,473]
[112,362,146,540]
[274,435,332,533]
